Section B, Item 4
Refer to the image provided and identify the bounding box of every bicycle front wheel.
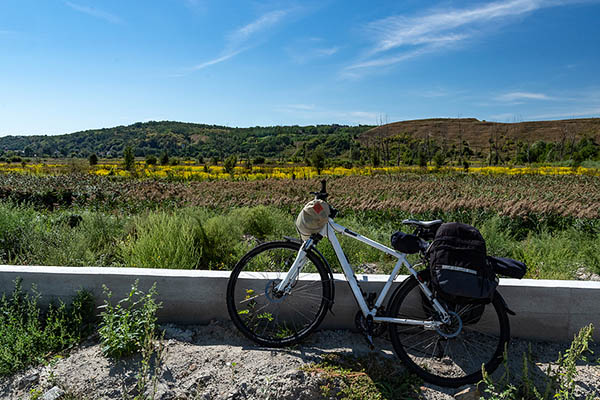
[226,241,332,347]
[388,272,510,388]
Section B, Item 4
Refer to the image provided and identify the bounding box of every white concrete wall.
[1,265,598,342]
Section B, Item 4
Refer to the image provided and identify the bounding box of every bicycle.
[226,180,512,388]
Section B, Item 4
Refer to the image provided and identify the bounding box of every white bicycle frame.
[275,218,451,328]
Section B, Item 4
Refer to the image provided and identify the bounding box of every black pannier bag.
[487,256,527,279]
[391,231,424,254]
[427,222,498,303]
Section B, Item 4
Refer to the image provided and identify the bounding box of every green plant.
[303,353,421,400]
[0,279,95,376]
[98,280,162,359]
[88,153,98,166]
[482,324,596,400]
[130,328,165,400]
[124,146,135,171]
[223,154,237,175]
[120,211,205,269]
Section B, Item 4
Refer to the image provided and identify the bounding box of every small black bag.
[391,231,424,254]
[487,256,527,279]
[428,222,497,302]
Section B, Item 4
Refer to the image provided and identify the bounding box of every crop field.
[0,168,598,217]
[1,164,599,281]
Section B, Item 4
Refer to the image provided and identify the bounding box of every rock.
[454,385,480,400]
[162,324,194,342]
[42,386,65,400]
[18,372,39,389]
[576,267,600,281]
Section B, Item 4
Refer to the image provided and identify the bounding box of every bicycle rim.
[226,241,331,347]
[388,274,510,387]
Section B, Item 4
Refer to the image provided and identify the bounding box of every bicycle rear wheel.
[226,241,332,347]
[388,272,510,387]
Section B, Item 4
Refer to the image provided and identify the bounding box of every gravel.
[1,321,598,399]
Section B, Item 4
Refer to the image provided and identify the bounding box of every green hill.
[0,121,372,160]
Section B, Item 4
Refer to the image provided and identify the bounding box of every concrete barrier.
[1,265,599,342]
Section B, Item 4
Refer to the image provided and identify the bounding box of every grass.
[482,324,597,400]
[0,279,95,376]
[0,200,598,279]
[302,353,421,400]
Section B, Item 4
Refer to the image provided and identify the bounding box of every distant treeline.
[0,121,371,161]
[1,119,599,166]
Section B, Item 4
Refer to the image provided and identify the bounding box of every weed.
[0,279,95,376]
[482,324,596,399]
[98,280,162,359]
[303,353,421,400]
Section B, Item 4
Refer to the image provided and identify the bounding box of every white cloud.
[529,108,600,119]
[65,2,122,24]
[496,91,554,101]
[287,44,341,64]
[191,49,245,71]
[188,9,288,72]
[345,0,592,75]
[276,104,380,125]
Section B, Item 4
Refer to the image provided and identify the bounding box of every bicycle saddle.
[402,219,443,228]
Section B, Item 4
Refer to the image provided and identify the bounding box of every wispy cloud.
[287,43,341,64]
[496,91,554,102]
[188,9,288,72]
[344,0,588,75]
[275,104,380,125]
[529,108,600,119]
[65,2,122,24]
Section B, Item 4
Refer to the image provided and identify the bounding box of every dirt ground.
[1,321,599,400]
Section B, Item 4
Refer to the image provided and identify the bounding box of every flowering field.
[1,161,599,181]
[0,170,598,218]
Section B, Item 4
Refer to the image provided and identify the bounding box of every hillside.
[359,118,600,153]
[0,121,372,159]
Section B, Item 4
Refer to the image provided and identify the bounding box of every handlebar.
[310,179,328,200]
[309,179,338,218]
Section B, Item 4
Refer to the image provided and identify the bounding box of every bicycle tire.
[226,241,332,347]
[388,271,510,387]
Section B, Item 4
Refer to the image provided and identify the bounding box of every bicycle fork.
[274,238,313,294]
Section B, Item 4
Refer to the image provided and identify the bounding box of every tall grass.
[0,200,598,279]
[0,279,95,376]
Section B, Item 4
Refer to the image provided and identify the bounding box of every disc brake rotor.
[435,310,462,339]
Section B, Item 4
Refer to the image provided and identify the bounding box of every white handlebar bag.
[295,199,330,240]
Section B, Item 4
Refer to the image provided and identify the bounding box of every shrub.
[198,214,244,269]
[228,206,294,241]
[120,211,205,269]
[98,280,161,359]
[88,153,98,166]
[0,279,95,376]
[159,151,169,166]
[0,203,38,263]
[38,212,127,267]
[224,155,237,175]
[123,146,135,171]
[145,155,157,166]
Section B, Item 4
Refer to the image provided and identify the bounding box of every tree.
[433,150,446,169]
[145,155,157,166]
[123,146,135,171]
[159,151,169,166]
[224,154,237,175]
[89,153,98,166]
[310,146,326,175]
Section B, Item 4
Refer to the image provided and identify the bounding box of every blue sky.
[1,0,600,136]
